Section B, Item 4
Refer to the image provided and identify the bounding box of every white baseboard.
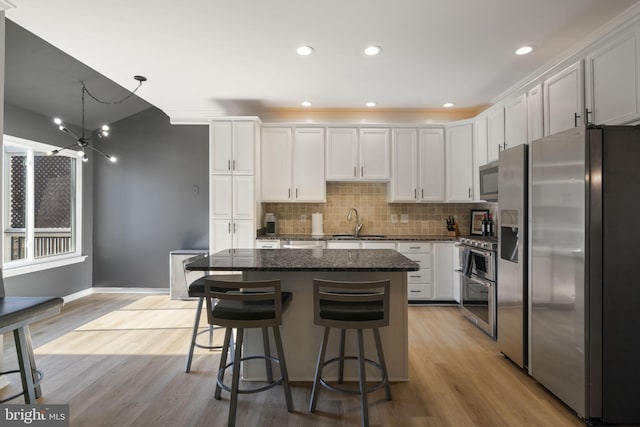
[63,288,94,303]
[91,287,170,295]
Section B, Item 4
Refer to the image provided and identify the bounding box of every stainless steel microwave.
[479,161,498,202]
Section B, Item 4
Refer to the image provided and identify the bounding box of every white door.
[544,61,584,136]
[233,175,254,220]
[474,116,488,200]
[504,93,527,148]
[326,128,358,180]
[233,121,255,174]
[527,84,544,143]
[210,175,232,219]
[446,123,474,201]
[293,128,326,201]
[434,243,454,300]
[210,121,233,174]
[210,219,233,253]
[261,127,292,201]
[359,128,390,180]
[390,128,418,202]
[585,32,640,125]
[233,220,256,249]
[487,106,504,162]
[419,128,445,201]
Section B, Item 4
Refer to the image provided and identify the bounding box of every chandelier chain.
[81,80,144,105]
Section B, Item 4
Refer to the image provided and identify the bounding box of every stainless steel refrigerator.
[497,144,527,369]
[529,125,640,424]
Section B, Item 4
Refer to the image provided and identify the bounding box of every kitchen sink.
[331,234,387,240]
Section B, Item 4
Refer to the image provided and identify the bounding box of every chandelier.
[50,75,147,162]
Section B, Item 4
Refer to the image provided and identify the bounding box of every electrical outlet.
[391,214,398,223]
[192,185,199,195]
[300,214,307,221]
[401,214,409,223]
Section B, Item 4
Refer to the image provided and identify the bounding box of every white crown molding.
[490,1,640,106]
[167,108,229,125]
[0,1,15,10]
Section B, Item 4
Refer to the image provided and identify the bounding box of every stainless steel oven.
[456,237,497,338]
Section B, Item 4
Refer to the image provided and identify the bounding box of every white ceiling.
[7,0,640,122]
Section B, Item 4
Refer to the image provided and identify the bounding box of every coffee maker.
[265,213,277,235]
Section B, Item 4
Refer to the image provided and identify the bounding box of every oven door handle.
[468,275,494,288]
[469,248,491,257]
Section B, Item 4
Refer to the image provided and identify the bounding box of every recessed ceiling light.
[296,45,314,56]
[366,102,377,107]
[515,45,534,55]
[301,101,312,107]
[443,102,455,108]
[364,45,382,56]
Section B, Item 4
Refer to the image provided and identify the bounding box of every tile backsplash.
[263,182,496,236]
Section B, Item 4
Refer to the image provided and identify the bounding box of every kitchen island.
[186,248,419,381]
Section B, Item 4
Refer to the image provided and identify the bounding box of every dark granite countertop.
[186,249,420,272]
[257,234,461,242]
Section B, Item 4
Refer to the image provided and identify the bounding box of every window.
[3,134,84,273]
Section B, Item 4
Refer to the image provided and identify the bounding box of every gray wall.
[92,107,209,288]
[3,103,94,297]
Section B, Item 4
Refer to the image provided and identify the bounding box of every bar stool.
[0,269,63,403]
[183,255,240,373]
[309,279,391,427]
[204,278,294,427]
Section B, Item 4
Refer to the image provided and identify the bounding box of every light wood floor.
[2,294,584,426]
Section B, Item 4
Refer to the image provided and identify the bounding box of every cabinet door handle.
[361,166,364,177]
[288,188,291,199]
[296,188,299,198]
[353,166,357,177]
[421,189,424,199]
[232,159,236,170]
[574,112,581,127]
[468,187,472,198]
[414,189,417,199]
[504,141,508,149]
[498,143,502,152]
[228,222,231,233]
[228,160,231,171]
[585,108,592,124]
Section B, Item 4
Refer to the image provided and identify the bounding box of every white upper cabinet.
[527,84,544,143]
[486,106,504,162]
[390,128,418,202]
[585,31,640,125]
[504,93,527,149]
[261,127,292,201]
[543,61,584,136]
[326,128,359,180]
[473,115,488,200]
[446,122,474,202]
[210,120,255,175]
[326,127,390,181]
[292,128,326,201]
[261,127,325,202]
[418,128,445,201]
[359,128,390,180]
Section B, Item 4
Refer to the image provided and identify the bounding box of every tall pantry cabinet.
[209,119,260,253]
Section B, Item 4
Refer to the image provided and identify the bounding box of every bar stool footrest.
[216,355,284,395]
[318,356,389,396]
[0,368,44,404]
[193,326,225,350]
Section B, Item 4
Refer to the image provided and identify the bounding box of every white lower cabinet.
[398,242,433,301]
[433,242,455,300]
[256,239,281,248]
[326,241,362,249]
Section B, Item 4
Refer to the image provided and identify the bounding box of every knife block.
[447,224,460,237]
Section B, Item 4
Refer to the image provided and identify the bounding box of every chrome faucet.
[347,208,363,237]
